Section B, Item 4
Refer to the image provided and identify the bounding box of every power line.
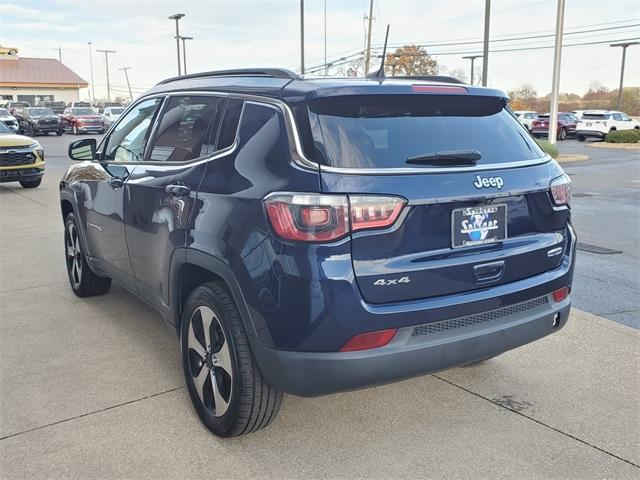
[295,20,638,71]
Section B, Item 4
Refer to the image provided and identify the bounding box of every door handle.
[107,177,124,189]
[165,184,191,197]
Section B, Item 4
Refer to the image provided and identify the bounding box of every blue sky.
[1,0,638,100]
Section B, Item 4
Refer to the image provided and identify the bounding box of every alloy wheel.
[187,305,233,417]
[65,223,82,289]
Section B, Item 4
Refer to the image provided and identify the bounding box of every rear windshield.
[582,113,610,120]
[308,95,544,169]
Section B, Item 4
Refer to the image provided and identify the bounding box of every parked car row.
[513,109,638,141]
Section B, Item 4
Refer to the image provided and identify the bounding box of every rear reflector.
[339,329,397,352]
[552,287,570,302]
[412,85,468,94]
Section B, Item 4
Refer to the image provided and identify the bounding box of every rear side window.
[308,95,544,169]
[148,95,222,162]
[217,98,244,150]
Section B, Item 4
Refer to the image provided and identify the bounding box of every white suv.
[513,110,538,131]
[576,110,639,141]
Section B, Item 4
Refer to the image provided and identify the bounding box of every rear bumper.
[251,225,577,396]
[576,130,606,138]
[253,296,571,396]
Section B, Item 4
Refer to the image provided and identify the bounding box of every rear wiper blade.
[406,149,481,166]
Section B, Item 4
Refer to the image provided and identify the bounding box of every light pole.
[364,0,374,74]
[463,55,483,85]
[88,42,95,103]
[96,49,116,102]
[481,0,490,86]
[119,67,133,101]
[548,0,565,145]
[179,36,194,75]
[610,41,639,110]
[300,0,305,74]
[169,13,185,76]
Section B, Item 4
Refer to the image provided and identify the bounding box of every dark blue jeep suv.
[60,69,575,437]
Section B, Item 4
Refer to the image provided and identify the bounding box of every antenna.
[367,24,390,80]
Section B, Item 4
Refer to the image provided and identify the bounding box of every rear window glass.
[308,95,544,169]
[582,113,610,120]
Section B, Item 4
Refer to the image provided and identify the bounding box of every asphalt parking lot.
[1,134,639,479]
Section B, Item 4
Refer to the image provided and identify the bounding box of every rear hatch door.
[308,92,570,304]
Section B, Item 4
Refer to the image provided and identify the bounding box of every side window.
[620,113,631,121]
[237,102,288,160]
[217,98,244,150]
[103,98,162,162]
[612,113,622,121]
[148,95,222,162]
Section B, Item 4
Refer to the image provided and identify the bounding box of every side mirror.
[68,138,97,161]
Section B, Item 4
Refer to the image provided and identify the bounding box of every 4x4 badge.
[473,175,504,190]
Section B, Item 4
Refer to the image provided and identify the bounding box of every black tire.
[56,129,63,136]
[558,128,567,141]
[64,213,111,297]
[19,179,41,188]
[99,130,105,134]
[577,135,585,142]
[181,282,282,437]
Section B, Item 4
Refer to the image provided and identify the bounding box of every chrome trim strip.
[319,157,551,175]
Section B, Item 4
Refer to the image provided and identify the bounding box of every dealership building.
[0,56,88,105]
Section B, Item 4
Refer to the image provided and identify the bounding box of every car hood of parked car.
[0,133,38,147]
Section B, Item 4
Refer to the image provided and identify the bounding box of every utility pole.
[548,0,565,145]
[119,67,133,101]
[324,0,327,76]
[364,0,374,74]
[96,49,116,102]
[463,55,483,85]
[610,41,639,110]
[169,13,185,76]
[88,42,95,103]
[300,0,305,74]
[179,36,194,75]
[481,0,490,86]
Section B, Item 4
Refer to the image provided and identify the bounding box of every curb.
[558,154,589,163]
[586,143,640,150]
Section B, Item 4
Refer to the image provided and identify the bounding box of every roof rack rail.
[157,68,301,85]
[388,75,466,85]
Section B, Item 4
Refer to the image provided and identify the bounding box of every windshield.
[0,108,10,116]
[71,108,96,115]
[28,108,54,116]
[308,95,545,168]
[0,122,12,134]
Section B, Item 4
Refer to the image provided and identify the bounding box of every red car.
[61,107,106,135]
[531,112,578,141]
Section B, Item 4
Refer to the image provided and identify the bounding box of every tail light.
[264,193,406,242]
[549,174,571,206]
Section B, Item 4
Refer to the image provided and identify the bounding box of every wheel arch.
[169,248,259,342]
